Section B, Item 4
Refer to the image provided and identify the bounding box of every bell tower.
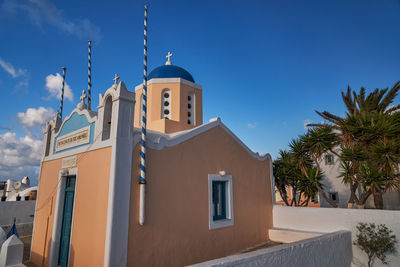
[134,53,203,133]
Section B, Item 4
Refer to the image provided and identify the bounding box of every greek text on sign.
[55,126,91,152]
[62,156,77,168]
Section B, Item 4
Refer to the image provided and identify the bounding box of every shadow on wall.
[28,239,76,267]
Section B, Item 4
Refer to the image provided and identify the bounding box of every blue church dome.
[148,65,195,83]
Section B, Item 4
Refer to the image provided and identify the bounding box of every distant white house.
[0,177,37,202]
[319,151,400,210]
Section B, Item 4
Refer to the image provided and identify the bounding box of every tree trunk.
[367,254,373,267]
[291,188,297,206]
[373,192,384,209]
[347,182,358,208]
[278,189,290,206]
[300,196,310,207]
[297,192,302,206]
[317,185,338,208]
[356,189,372,206]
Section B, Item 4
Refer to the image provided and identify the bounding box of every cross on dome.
[113,73,120,85]
[165,52,172,65]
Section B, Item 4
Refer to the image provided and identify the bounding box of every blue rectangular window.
[212,181,226,221]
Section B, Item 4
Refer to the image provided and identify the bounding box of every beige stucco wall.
[127,126,273,266]
[30,147,111,267]
[134,81,203,133]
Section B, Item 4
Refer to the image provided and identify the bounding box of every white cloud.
[16,80,29,89]
[0,106,56,184]
[17,107,55,127]
[0,132,42,184]
[3,0,101,41]
[45,73,73,102]
[0,57,26,78]
[247,122,257,129]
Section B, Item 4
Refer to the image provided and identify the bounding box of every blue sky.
[0,0,400,184]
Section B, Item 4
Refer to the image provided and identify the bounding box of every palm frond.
[379,81,400,112]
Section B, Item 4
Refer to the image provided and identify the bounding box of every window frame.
[324,154,334,165]
[187,92,195,125]
[102,95,113,141]
[329,192,339,203]
[212,181,227,221]
[208,174,234,230]
[161,88,171,119]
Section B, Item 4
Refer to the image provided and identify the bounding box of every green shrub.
[353,222,397,267]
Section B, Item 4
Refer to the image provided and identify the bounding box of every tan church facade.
[30,59,274,267]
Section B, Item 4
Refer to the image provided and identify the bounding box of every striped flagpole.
[87,40,92,110]
[59,67,67,120]
[139,4,148,226]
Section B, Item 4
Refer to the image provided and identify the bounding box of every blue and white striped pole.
[87,40,92,110]
[139,4,148,226]
[59,67,67,120]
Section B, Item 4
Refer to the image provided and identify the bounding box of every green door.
[58,175,76,267]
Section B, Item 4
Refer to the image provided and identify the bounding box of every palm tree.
[298,167,324,207]
[315,81,400,208]
[273,151,295,206]
[338,160,359,207]
[300,125,339,207]
[273,150,309,206]
[273,149,322,207]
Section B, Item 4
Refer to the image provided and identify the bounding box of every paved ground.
[19,238,281,265]
[20,235,32,264]
[240,240,282,253]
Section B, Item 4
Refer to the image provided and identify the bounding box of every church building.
[29,54,274,267]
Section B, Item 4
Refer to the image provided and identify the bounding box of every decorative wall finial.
[77,89,87,110]
[165,51,172,65]
[80,89,87,104]
[113,73,120,85]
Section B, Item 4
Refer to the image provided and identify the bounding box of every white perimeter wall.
[0,201,36,226]
[189,231,352,267]
[274,205,400,267]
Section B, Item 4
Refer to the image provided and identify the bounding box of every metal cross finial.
[80,89,87,103]
[165,52,172,65]
[113,73,120,85]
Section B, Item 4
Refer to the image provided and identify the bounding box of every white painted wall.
[273,205,400,267]
[189,231,352,267]
[0,201,36,226]
[319,152,350,208]
[319,152,400,209]
[0,234,24,267]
